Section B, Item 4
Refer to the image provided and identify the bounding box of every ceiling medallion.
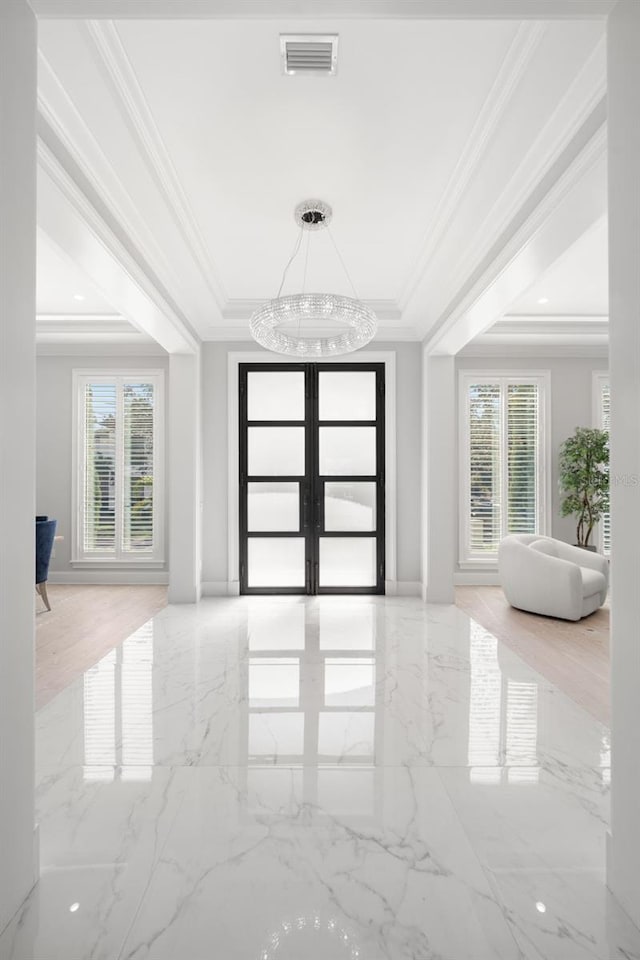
[249,200,377,358]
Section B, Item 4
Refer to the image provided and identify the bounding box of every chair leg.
[37,581,51,612]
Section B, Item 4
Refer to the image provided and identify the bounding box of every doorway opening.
[239,362,385,595]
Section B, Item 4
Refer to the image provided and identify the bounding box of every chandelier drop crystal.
[249,200,377,357]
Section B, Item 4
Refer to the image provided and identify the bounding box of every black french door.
[239,363,385,595]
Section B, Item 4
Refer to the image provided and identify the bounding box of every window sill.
[70,559,165,568]
[458,558,498,569]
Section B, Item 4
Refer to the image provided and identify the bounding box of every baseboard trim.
[48,570,169,585]
[385,580,422,597]
[454,571,501,586]
[201,580,240,597]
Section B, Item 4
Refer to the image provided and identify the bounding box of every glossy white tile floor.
[2,597,639,960]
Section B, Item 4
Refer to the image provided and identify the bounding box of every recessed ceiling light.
[535,902,546,914]
[73,294,85,302]
[537,297,549,305]
[69,902,80,913]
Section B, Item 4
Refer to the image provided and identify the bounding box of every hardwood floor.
[35,584,167,709]
[456,585,610,725]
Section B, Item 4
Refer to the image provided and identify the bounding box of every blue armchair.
[35,518,57,611]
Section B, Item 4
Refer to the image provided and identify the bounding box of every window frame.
[592,371,610,556]
[72,369,165,566]
[458,370,551,565]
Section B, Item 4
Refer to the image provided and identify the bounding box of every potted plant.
[559,427,609,550]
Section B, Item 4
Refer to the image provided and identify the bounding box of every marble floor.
[1,596,639,960]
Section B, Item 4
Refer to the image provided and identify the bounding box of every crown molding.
[425,104,607,356]
[222,298,402,323]
[36,342,167,356]
[399,21,546,311]
[83,21,227,312]
[429,39,607,324]
[503,313,608,323]
[403,34,606,336]
[458,342,609,358]
[202,323,419,342]
[489,319,609,337]
[36,313,150,341]
[37,312,125,324]
[37,120,199,354]
[37,52,209,335]
[28,1,616,19]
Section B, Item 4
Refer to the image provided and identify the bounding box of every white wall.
[455,354,608,567]
[201,341,422,589]
[36,352,170,581]
[0,0,38,929]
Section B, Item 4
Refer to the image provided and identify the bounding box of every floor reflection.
[83,621,154,781]
[243,601,380,816]
[468,621,539,784]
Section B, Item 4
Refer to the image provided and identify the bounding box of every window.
[593,373,610,555]
[460,372,549,562]
[73,371,164,563]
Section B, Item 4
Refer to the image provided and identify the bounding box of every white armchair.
[498,534,609,621]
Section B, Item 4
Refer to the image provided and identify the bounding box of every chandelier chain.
[327,226,359,300]
[276,226,303,299]
[299,230,311,339]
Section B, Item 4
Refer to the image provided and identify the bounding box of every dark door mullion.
[310,364,320,594]
[246,475,304,483]
[376,365,386,591]
[317,420,377,428]
[305,364,315,595]
[240,362,385,596]
[315,531,377,538]
[247,420,305,428]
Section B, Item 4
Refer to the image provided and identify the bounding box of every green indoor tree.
[559,427,609,548]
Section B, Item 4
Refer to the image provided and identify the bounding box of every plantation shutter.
[83,382,117,554]
[464,376,545,560]
[600,380,611,554]
[468,384,502,555]
[507,384,538,536]
[123,383,155,554]
[77,373,162,562]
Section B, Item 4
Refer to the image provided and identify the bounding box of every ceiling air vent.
[280,34,339,76]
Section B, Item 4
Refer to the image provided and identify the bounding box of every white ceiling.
[507,216,608,318]
[112,18,522,302]
[37,232,115,314]
[35,14,607,345]
[36,233,155,346]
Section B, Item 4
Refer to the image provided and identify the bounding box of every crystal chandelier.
[249,200,377,357]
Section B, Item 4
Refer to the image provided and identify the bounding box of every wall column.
[168,351,202,603]
[0,0,39,930]
[421,351,456,603]
[607,0,640,929]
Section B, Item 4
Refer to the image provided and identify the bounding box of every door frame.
[228,351,397,595]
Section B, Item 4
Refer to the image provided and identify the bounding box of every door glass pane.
[325,482,376,531]
[248,482,299,531]
[248,427,305,476]
[318,371,376,421]
[248,538,305,587]
[319,427,376,476]
[247,371,305,421]
[319,537,377,587]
